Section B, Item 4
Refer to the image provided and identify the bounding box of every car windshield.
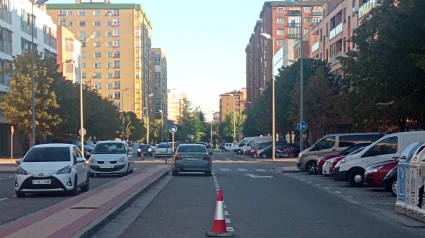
[24,147,70,162]
[158,144,171,148]
[178,146,207,153]
[340,143,371,155]
[92,143,127,154]
[139,144,150,148]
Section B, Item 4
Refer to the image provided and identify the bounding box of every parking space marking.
[225,218,231,224]
[220,168,230,171]
[335,191,341,194]
[324,187,330,189]
[237,168,248,172]
[224,211,229,216]
[0,198,7,202]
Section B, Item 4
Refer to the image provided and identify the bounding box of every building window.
[135,30,141,37]
[113,29,120,36]
[93,10,101,16]
[113,51,120,58]
[277,29,284,35]
[113,9,120,16]
[79,21,85,27]
[94,83,101,89]
[107,42,113,47]
[78,10,86,16]
[93,73,102,78]
[304,7,311,12]
[94,31,101,37]
[113,40,120,47]
[108,62,113,68]
[79,31,86,37]
[94,42,101,47]
[82,62,86,68]
[155,57,160,65]
[112,19,120,26]
[114,81,120,89]
[114,71,120,78]
[68,21,73,26]
[94,62,102,68]
[277,17,284,24]
[113,102,121,110]
[59,9,66,16]
[114,92,121,99]
[277,40,284,46]
[107,83,113,89]
[59,19,66,26]
[304,18,311,23]
[114,61,120,68]
[107,52,113,58]
[82,73,87,79]
[107,73,113,78]
[277,7,284,12]
[94,21,101,27]
[81,52,86,58]
[108,93,113,99]
[67,10,72,16]
[106,31,112,37]
[106,20,112,26]
[304,29,309,35]
[94,52,101,58]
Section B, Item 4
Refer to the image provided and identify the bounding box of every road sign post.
[10,126,14,163]
[169,125,177,155]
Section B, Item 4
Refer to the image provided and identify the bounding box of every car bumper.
[89,163,128,174]
[15,174,74,192]
[173,160,211,172]
[333,167,347,181]
[297,162,303,170]
[364,173,384,187]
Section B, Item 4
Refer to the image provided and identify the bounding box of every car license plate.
[186,158,199,161]
[100,165,114,168]
[32,179,51,185]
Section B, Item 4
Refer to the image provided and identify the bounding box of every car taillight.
[203,155,210,160]
[175,154,182,160]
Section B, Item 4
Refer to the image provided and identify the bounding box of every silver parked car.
[172,144,213,176]
[88,141,135,176]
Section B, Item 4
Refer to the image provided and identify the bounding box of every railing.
[359,0,378,18]
[287,34,301,39]
[329,51,342,65]
[311,41,319,52]
[21,22,37,38]
[287,23,301,28]
[287,10,301,16]
[0,9,12,24]
[312,10,322,16]
[329,22,342,40]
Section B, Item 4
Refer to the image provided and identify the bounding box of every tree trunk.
[397,117,407,132]
[29,133,33,148]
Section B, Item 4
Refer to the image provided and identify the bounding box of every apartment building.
[46,0,153,119]
[56,26,81,83]
[245,0,326,111]
[167,89,186,123]
[151,48,167,120]
[293,0,378,75]
[219,89,245,123]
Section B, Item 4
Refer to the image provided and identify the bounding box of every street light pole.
[211,110,214,146]
[159,110,164,143]
[299,6,304,152]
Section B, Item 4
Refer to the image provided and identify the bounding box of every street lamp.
[30,0,49,147]
[260,33,276,162]
[228,94,237,144]
[158,110,164,143]
[121,88,129,141]
[146,93,153,144]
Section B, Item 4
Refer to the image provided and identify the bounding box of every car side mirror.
[392,156,400,161]
[76,157,85,163]
[16,158,22,164]
[209,152,213,155]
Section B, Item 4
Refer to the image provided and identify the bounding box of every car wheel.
[205,171,212,176]
[16,191,25,197]
[172,170,178,176]
[80,174,90,192]
[348,168,365,187]
[390,177,397,196]
[305,161,316,174]
[69,177,78,196]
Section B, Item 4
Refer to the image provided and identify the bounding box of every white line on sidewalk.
[0,198,8,202]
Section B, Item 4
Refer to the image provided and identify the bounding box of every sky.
[49,0,268,119]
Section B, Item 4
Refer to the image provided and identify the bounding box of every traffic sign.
[169,125,177,133]
[79,128,86,136]
[297,121,307,132]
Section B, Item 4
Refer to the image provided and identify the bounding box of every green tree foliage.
[0,52,61,144]
[126,111,145,141]
[219,111,246,141]
[149,118,164,143]
[339,0,425,130]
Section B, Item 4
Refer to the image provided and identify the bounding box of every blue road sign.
[169,125,177,133]
[297,121,307,132]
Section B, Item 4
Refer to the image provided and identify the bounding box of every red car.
[364,160,398,187]
[250,143,271,157]
[316,142,372,174]
[329,157,345,175]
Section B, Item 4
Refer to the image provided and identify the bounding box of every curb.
[72,167,171,238]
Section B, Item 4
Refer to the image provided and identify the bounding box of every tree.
[0,52,61,145]
[219,111,246,141]
[339,0,425,131]
[126,111,146,141]
[149,119,164,144]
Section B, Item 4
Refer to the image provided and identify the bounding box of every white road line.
[225,218,231,224]
[255,169,266,172]
[316,184,320,186]
[224,158,231,160]
[224,211,229,216]
[237,168,248,171]
[226,227,234,232]
[220,168,230,171]
[224,205,227,209]
[8,176,13,178]
[335,191,341,194]
[0,198,8,202]
[212,174,235,233]
[301,178,306,181]
[134,168,139,171]
[307,181,312,183]
[347,196,353,198]
[324,187,330,189]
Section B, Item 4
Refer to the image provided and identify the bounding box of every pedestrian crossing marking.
[237,168,248,171]
[255,169,266,172]
[220,168,230,171]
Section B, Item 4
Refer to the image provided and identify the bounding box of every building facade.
[151,48,167,120]
[56,26,81,83]
[245,0,325,110]
[213,111,220,124]
[167,88,186,123]
[46,0,153,119]
[0,0,58,156]
[219,90,245,123]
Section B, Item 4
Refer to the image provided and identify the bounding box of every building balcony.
[287,23,301,28]
[329,51,342,65]
[287,34,301,39]
[0,9,12,24]
[287,10,301,16]
[311,41,319,52]
[329,23,343,40]
[359,0,378,18]
[312,10,323,16]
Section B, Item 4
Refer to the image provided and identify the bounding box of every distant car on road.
[137,144,154,156]
[14,144,90,197]
[172,144,213,176]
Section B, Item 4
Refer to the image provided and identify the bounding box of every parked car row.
[229,135,301,158]
[297,131,425,197]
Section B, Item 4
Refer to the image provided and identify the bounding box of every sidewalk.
[0,158,15,164]
[0,165,170,238]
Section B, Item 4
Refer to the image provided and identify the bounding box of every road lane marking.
[224,205,227,209]
[0,198,8,202]
[225,218,231,224]
[307,181,312,183]
[224,211,229,216]
[335,191,341,194]
[316,184,320,186]
[324,187,330,189]
[227,227,234,232]
[212,174,234,233]
[237,168,248,171]
[347,196,353,198]
[220,168,230,171]
[255,169,266,172]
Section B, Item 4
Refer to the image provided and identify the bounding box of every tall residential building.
[46,0,153,119]
[167,89,186,123]
[151,48,167,120]
[56,26,81,83]
[219,90,245,123]
[0,0,59,157]
[245,0,326,110]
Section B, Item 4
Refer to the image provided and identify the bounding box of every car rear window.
[158,144,171,148]
[24,147,70,162]
[178,146,207,153]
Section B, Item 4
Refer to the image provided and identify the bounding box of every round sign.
[79,128,86,136]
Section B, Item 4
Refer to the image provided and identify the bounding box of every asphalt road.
[106,151,425,238]
[0,162,150,226]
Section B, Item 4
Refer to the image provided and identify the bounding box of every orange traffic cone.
[140,152,144,161]
[206,189,233,237]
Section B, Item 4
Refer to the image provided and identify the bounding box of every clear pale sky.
[49,0,267,119]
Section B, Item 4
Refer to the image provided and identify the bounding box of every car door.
[364,136,399,167]
[73,147,87,185]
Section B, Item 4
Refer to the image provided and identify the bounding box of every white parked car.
[14,144,90,197]
[88,141,135,176]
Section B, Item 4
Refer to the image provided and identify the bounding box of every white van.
[297,133,383,171]
[333,131,425,186]
[224,143,234,151]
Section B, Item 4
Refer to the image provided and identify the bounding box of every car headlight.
[118,157,127,163]
[16,167,27,175]
[137,149,141,152]
[148,148,152,151]
[366,165,383,174]
[89,157,97,164]
[57,165,72,174]
[339,159,346,164]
